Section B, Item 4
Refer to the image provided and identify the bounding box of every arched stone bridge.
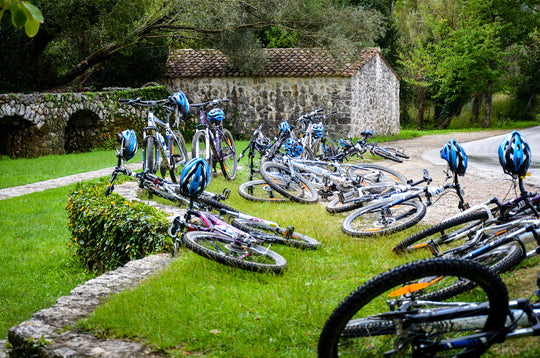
[0,87,168,158]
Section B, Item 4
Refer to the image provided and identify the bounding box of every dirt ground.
[374,129,539,225]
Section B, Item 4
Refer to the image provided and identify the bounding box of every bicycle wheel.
[346,163,407,186]
[182,231,288,273]
[318,258,509,358]
[315,135,337,160]
[371,146,403,163]
[230,218,320,250]
[260,161,319,204]
[144,135,159,173]
[393,211,491,254]
[161,130,189,183]
[342,199,426,237]
[219,128,238,180]
[195,193,237,213]
[191,131,213,170]
[238,180,289,203]
[326,184,398,214]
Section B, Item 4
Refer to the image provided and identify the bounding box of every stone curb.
[3,179,185,357]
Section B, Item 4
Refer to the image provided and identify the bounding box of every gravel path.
[375,130,539,225]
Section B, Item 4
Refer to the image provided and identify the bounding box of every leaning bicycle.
[118,92,189,183]
[191,99,238,180]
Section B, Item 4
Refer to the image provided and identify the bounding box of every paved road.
[423,126,540,187]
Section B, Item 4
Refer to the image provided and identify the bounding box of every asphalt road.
[423,126,540,187]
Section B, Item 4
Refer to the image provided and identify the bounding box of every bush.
[66,179,171,273]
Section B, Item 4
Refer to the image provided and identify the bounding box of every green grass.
[3,126,540,355]
[0,186,94,338]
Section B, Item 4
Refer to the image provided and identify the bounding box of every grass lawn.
[2,125,540,356]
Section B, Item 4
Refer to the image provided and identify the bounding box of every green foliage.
[66,180,171,273]
[0,0,43,37]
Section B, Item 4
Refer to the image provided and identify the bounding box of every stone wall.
[0,87,168,158]
[164,53,400,139]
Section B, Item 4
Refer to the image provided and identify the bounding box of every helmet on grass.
[117,129,138,161]
[284,138,303,157]
[179,158,211,197]
[498,131,531,177]
[208,108,225,122]
[312,123,324,138]
[170,91,190,116]
[440,139,467,176]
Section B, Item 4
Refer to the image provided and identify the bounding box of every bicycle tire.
[260,161,319,204]
[160,130,188,183]
[318,258,509,358]
[342,199,426,237]
[144,135,159,173]
[182,231,288,273]
[195,193,238,213]
[192,131,213,170]
[219,128,238,180]
[238,180,289,203]
[326,184,398,214]
[423,241,524,300]
[393,211,491,254]
[372,146,403,163]
[315,135,337,160]
[345,163,407,186]
[230,218,320,250]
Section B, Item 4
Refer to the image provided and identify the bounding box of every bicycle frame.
[192,100,232,165]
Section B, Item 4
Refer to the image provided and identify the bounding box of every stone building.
[164,47,400,138]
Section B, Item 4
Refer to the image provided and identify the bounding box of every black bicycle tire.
[346,163,407,185]
[191,131,213,170]
[326,195,369,214]
[315,135,337,160]
[144,135,158,173]
[342,199,426,237]
[195,193,238,213]
[317,258,509,358]
[422,242,524,300]
[171,130,188,175]
[238,180,289,203]
[393,210,491,254]
[219,128,238,180]
[326,183,398,214]
[372,146,403,163]
[260,161,319,204]
[230,218,320,250]
[182,231,288,273]
[379,145,409,159]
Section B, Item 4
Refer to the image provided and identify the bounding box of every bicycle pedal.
[221,188,231,200]
[284,225,295,240]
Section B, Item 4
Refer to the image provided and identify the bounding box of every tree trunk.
[471,95,482,124]
[482,84,493,128]
[416,85,425,129]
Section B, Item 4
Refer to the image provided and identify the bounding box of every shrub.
[66,179,171,273]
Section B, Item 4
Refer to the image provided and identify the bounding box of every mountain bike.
[393,176,540,254]
[341,169,467,237]
[260,156,408,204]
[119,97,188,183]
[296,108,337,160]
[237,123,288,202]
[355,129,409,163]
[318,257,540,357]
[191,99,238,180]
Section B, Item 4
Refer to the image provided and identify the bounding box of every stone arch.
[0,115,43,158]
[64,109,103,154]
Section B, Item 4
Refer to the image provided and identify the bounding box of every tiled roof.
[165,48,380,78]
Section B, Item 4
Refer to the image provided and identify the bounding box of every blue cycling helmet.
[179,158,211,197]
[170,91,190,116]
[208,108,225,122]
[117,129,138,161]
[284,138,303,157]
[279,121,291,133]
[312,123,324,138]
[440,139,468,176]
[498,131,531,177]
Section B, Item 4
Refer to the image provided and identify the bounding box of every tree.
[0,0,43,37]
[0,0,385,91]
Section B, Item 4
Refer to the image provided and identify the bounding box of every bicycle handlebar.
[191,99,229,109]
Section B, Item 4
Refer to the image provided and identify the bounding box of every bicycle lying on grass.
[191,99,238,180]
[340,140,468,237]
[118,91,189,183]
[167,158,320,273]
[318,257,540,357]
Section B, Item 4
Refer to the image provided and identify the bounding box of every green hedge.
[66,179,171,273]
